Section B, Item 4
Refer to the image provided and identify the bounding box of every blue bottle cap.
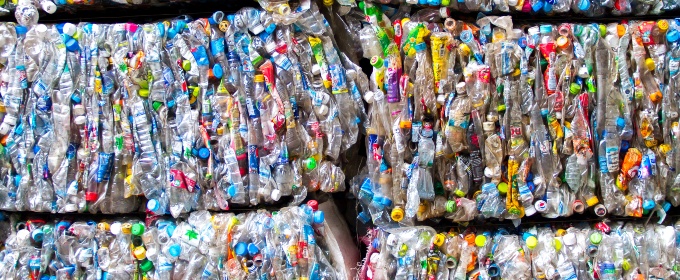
[234,242,247,256]
[56,221,71,231]
[643,200,655,211]
[15,26,28,35]
[518,37,527,49]
[527,181,535,192]
[616,117,625,128]
[147,199,160,212]
[247,243,259,256]
[55,23,65,34]
[166,224,176,237]
[382,197,393,207]
[265,23,276,34]
[522,232,534,241]
[65,38,80,52]
[541,108,549,117]
[71,94,81,104]
[31,228,43,242]
[543,2,553,13]
[212,64,223,79]
[227,14,235,23]
[578,0,590,11]
[540,25,553,34]
[460,30,473,43]
[532,0,544,12]
[228,185,237,197]
[663,201,672,212]
[371,238,379,249]
[157,23,165,38]
[313,211,325,224]
[198,147,210,160]
[668,30,680,43]
[99,273,106,280]
[357,212,370,224]
[621,140,630,151]
[41,276,50,280]
[167,28,177,40]
[168,244,181,257]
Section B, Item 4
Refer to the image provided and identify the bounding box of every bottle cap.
[133,246,146,260]
[590,232,602,245]
[573,200,585,213]
[563,232,576,246]
[594,204,607,216]
[539,24,553,34]
[458,43,471,56]
[357,212,371,224]
[254,74,265,83]
[622,259,631,271]
[65,38,80,52]
[645,58,656,71]
[446,200,457,213]
[535,200,547,212]
[42,0,56,14]
[553,238,562,251]
[304,157,317,170]
[578,0,590,11]
[168,244,181,257]
[212,64,223,79]
[668,30,680,43]
[526,236,538,249]
[110,222,122,235]
[434,233,446,247]
[140,259,153,272]
[138,89,149,98]
[475,235,487,247]
[73,104,85,116]
[524,205,537,216]
[198,147,210,160]
[391,207,404,222]
[247,243,259,256]
[85,192,98,202]
[63,23,77,37]
[182,60,191,71]
[313,211,324,224]
[586,196,599,207]
[663,201,671,212]
[152,101,163,111]
[75,116,87,125]
[271,189,281,201]
[31,228,43,242]
[235,242,247,256]
[497,182,508,195]
[643,199,655,211]
[658,20,669,31]
[97,223,110,232]
[306,200,319,211]
[370,56,384,68]
[381,197,393,207]
[131,223,145,236]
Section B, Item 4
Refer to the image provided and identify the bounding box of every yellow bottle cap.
[391,207,404,222]
[658,20,669,31]
[555,229,566,237]
[417,203,427,214]
[660,143,672,154]
[454,189,465,197]
[401,18,410,26]
[645,58,656,71]
[475,235,487,247]
[556,36,570,49]
[182,60,191,71]
[97,222,110,232]
[458,43,471,56]
[650,91,662,103]
[497,182,508,195]
[586,196,599,207]
[553,238,562,251]
[622,259,631,271]
[617,24,626,37]
[526,236,538,249]
[133,246,146,260]
[599,24,607,37]
[254,74,265,83]
[434,233,446,247]
[217,127,224,135]
[121,223,132,234]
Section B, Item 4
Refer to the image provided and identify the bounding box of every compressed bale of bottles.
[0,202,337,279]
[359,220,680,279]
[341,2,680,226]
[0,1,367,215]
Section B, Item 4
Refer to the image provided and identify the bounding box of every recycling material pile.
[0,202,337,280]
[0,1,367,215]
[359,220,680,280]
[345,3,680,226]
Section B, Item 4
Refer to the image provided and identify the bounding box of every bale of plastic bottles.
[342,1,680,226]
[359,220,679,279]
[0,201,338,279]
[0,2,367,215]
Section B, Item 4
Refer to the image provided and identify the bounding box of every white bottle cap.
[250,24,264,35]
[363,91,374,104]
[257,187,270,198]
[436,94,447,105]
[555,112,562,120]
[524,204,537,216]
[75,115,87,125]
[73,104,85,116]
[17,229,30,243]
[439,7,450,18]
[35,24,48,34]
[271,189,281,201]
[110,222,122,235]
[484,167,494,178]
[312,64,321,75]
[563,232,576,246]
[0,123,10,135]
[64,204,78,212]
[483,122,495,131]
[41,0,56,14]
[63,23,77,37]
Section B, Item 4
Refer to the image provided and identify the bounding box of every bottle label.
[606,146,620,172]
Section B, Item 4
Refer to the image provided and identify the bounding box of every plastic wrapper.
[0,201,339,279]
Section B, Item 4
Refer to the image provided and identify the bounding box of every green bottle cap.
[590,232,602,245]
[305,157,317,171]
[140,259,154,272]
[446,200,457,213]
[152,101,163,111]
[131,223,145,236]
[370,56,384,68]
